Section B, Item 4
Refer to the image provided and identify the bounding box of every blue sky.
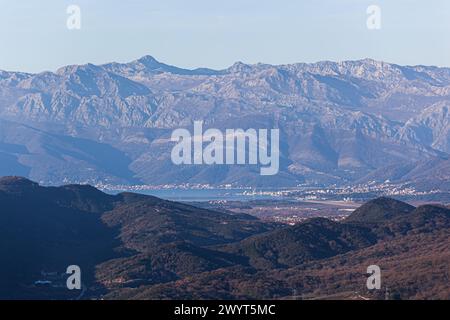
[1,0,449,73]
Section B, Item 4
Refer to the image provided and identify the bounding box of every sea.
[106,188,292,202]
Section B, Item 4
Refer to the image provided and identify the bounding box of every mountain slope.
[345,197,415,223]
[1,177,448,299]
[103,197,450,300]
[0,177,271,299]
[0,56,449,187]
[219,218,376,269]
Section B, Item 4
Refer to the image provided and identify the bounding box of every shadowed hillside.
[0,177,448,300]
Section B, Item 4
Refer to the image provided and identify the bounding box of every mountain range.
[1,177,449,300]
[0,56,449,188]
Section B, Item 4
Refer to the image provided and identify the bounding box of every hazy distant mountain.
[0,56,449,188]
[1,177,449,299]
[399,101,450,153]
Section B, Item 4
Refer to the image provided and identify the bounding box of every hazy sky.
[1,0,450,73]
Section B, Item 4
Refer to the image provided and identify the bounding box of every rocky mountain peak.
[227,61,253,73]
[135,55,161,67]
